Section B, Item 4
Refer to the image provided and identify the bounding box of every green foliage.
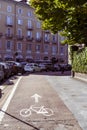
[30,0,87,45]
[72,47,87,73]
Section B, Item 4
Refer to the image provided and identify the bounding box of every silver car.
[24,63,34,72]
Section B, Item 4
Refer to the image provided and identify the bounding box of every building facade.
[0,0,68,64]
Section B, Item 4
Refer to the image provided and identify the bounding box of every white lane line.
[0,76,22,122]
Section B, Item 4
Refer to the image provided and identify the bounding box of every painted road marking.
[0,76,22,122]
[20,105,54,117]
[31,94,42,103]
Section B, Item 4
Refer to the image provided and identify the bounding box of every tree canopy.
[30,0,87,45]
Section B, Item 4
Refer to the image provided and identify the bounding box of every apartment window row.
[17,8,33,17]
[1,30,57,42]
[0,4,33,16]
[6,16,41,28]
[6,29,42,39]
[5,41,58,54]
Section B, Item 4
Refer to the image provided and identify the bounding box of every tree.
[30,0,87,45]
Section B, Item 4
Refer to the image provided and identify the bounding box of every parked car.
[38,63,47,71]
[28,63,41,72]
[54,64,61,71]
[0,62,11,78]
[24,63,34,73]
[45,63,56,71]
[6,61,24,75]
[59,64,72,71]
[20,61,28,73]
[64,64,72,71]
[0,64,5,82]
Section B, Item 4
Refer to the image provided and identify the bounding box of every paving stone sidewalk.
[46,75,87,130]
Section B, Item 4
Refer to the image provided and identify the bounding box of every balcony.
[5,34,13,39]
[36,38,42,42]
[44,39,50,43]
[45,30,50,33]
[16,35,24,40]
[27,26,33,30]
[52,40,57,44]
[6,23,13,27]
[0,33,3,37]
[26,36,33,41]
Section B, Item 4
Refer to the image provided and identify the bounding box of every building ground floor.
[0,38,68,64]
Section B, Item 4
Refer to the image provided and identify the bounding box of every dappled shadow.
[0,109,39,130]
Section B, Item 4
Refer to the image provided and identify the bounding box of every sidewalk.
[74,72,87,83]
[46,75,87,130]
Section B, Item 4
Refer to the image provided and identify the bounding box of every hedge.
[72,47,87,73]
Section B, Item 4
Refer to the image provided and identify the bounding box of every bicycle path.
[0,74,82,130]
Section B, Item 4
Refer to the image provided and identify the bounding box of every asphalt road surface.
[0,72,82,130]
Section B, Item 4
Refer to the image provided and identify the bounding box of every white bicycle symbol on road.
[20,105,54,117]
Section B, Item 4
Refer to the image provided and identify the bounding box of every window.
[44,45,49,53]
[60,47,64,55]
[36,21,41,28]
[59,34,65,42]
[28,11,32,16]
[44,34,49,41]
[35,55,41,60]
[7,6,12,12]
[7,28,11,34]
[36,32,41,38]
[17,43,22,51]
[18,19,23,25]
[17,29,22,36]
[52,35,56,42]
[52,46,57,54]
[27,31,32,37]
[18,8,22,14]
[6,41,12,50]
[28,20,32,27]
[7,16,13,25]
[36,45,40,52]
[27,44,32,51]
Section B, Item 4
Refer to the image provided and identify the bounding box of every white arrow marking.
[31,94,42,103]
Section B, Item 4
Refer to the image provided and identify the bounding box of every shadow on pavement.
[25,71,72,76]
[22,70,71,77]
[0,109,39,130]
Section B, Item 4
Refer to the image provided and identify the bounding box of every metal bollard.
[72,71,75,77]
[0,89,2,98]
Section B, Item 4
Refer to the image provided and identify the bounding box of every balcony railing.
[5,34,13,39]
[6,23,13,27]
[52,40,57,44]
[26,36,33,41]
[45,30,50,33]
[27,26,33,30]
[44,39,50,43]
[16,35,24,40]
[36,38,42,42]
